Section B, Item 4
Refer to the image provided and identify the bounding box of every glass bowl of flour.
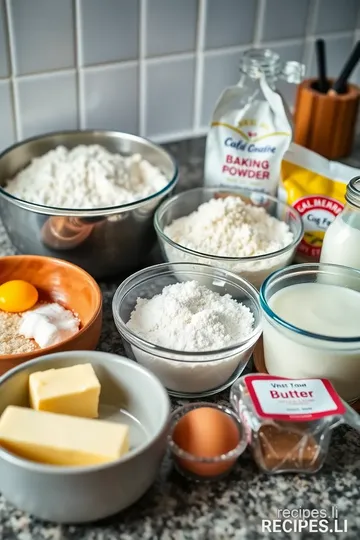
[154,187,303,289]
[112,262,262,398]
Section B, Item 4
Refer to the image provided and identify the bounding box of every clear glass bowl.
[112,262,262,398]
[168,402,247,481]
[154,187,304,289]
[260,263,360,403]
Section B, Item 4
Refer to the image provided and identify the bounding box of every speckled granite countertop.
[0,137,360,540]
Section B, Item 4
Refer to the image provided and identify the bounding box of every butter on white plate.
[0,406,129,466]
[29,364,101,418]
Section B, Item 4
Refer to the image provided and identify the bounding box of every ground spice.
[231,375,335,474]
[255,423,321,473]
[0,311,38,354]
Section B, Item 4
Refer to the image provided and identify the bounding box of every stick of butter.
[29,363,101,418]
[0,406,129,466]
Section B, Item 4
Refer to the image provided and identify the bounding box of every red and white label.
[293,195,344,259]
[244,375,345,421]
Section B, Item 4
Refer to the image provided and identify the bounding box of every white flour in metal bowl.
[125,280,256,394]
[162,196,295,288]
[4,144,168,209]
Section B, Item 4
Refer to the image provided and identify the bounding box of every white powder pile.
[20,303,80,348]
[5,144,168,208]
[127,280,254,352]
[164,196,294,258]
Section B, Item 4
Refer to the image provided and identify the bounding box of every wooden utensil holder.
[294,78,360,160]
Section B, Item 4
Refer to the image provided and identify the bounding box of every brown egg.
[172,407,240,477]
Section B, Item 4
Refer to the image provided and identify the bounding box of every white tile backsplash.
[0,1,9,78]
[80,0,139,66]
[83,64,139,133]
[261,0,310,41]
[201,51,242,128]
[315,0,358,35]
[146,0,198,57]
[17,72,77,138]
[10,0,75,76]
[0,0,359,147]
[205,0,257,49]
[145,57,195,136]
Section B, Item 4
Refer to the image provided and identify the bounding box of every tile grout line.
[80,59,139,73]
[354,5,360,45]
[74,0,85,130]
[1,0,11,83]
[203,39,314,61]
[13,62,138,79]
[306,30,357,42]
[353,6,360,85]
[253,0,266,45]
[0,32,356,83]
[302,0,320,75]
[11,68,77,82]
[357,4,360,35]
[138,0,147,137]
[203,31,356,59]
[150,127,207,144]
[306,0,320,37]
[193,0,206,131]
[4,0,21,141]
[144,51,196,65]
[203,44,250,59]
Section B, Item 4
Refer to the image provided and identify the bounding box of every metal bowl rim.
[0,129,179,217]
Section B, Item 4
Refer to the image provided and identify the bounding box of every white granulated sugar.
[127,280,254,352]
[20,303,80,349]
[5,144,168,209]
[164,196,294,258]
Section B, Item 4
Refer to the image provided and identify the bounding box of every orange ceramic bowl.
[0,255,102,375]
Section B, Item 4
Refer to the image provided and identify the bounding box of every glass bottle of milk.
[320,176,360,270]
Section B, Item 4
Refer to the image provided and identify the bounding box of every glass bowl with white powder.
[112,262,262,398]
[154,187,304,289]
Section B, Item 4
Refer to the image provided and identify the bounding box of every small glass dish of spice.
[230,374,360,474]
[168,402,247,481]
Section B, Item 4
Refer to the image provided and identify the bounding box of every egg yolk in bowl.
[0,280,39,313]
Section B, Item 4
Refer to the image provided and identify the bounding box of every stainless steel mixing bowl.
[0,130,178,279]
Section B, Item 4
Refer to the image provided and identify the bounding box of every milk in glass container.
[320,176,360,272]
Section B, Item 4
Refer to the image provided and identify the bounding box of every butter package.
[279,143,360,262]
[230,374,360,475]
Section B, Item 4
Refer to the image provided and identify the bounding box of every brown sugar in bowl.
[0,255,102,375]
